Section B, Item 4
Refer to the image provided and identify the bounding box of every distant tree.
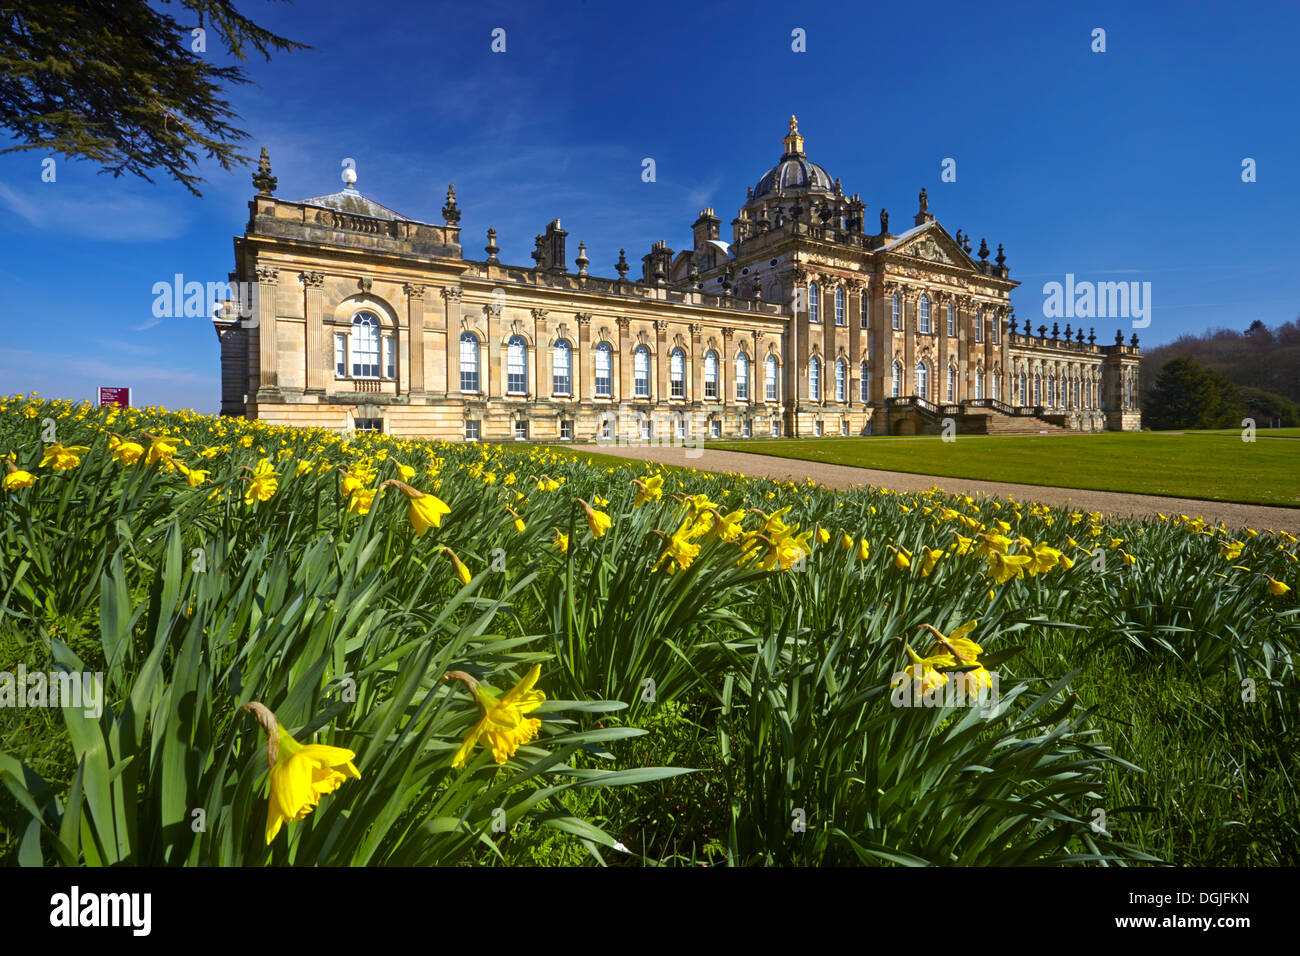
[1140,319,1300,405]
[1234,386,1299,428]
[0,1,307,196]
[1245,319,1274,344]
[1142,357,1239,430]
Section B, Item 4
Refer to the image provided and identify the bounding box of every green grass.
[705,432,1300,508]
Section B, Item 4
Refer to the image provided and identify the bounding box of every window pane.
[766,356,778,401]
[595,343,612,397]
[351,312,380,377]
[507,336,527,393]
[634,347,650,397]
[460,333,479,392]
[383,336,395,379]
[553,340,571,395]
[334,333,346,377]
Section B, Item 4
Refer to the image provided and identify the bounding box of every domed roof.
[752,116,835,199]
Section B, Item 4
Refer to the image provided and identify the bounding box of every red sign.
[98,387,131,408]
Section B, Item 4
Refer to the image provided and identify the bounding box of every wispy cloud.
[0,181,191,241]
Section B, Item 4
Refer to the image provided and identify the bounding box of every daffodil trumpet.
[241,701,361,844]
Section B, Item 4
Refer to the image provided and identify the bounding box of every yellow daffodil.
[858,538,871,561]
[242,701,361,845]
[986,550,1033,584]
[243,458,278,505]
[920,546,945,576]
[1266,576,1291,597]
[448,665,545,768]
[441,547,472,586]
[3,460,35,490]
[578,498,613,538]
[347,487,377,516]
[553,528,569,552]
[110,435,144,465]
[382,480,451,534]
[38,443,90,470]
[144,434,183,466]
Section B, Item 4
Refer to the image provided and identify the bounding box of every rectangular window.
[465,420,480,441]
[560,420,573,440]
[640,419,651,440]
[595,348,612,397]
[710,420,721,439]
[947,305,956,337]
[835,291,845,326]
[514,421,529,441]
[354,418,383,432]
[552,344,571,396]
[861,295,869,329]
[507,349,527,394]
[975,312,984,344]
[992,319,1000,345]
[383,336,395,379]
[676,418,686,439]
[892,295,902,331]
[460,338,479,393]
[334,333,347,377]
[634,350,650,398]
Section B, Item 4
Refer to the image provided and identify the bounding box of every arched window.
[891,360,903,398]
[835,287,846,326]
[809,281,821,323]
[835,358,847,401]
[946,302,956,336]
[947,365,957,403]
[506,336,528,394]
[460,332,480,392]
[351,312,381,378]
[892,293,902,330]
[765,355,779,401]
[736,351,750,400]
[975,368,985,400]
[915,360,928,400]
[1033,373,1041,406]
[594,342,613,397]
[552,339,572,396]
[634,345,651,398]
[670,348,686,398]
[1019,372,1027,406]
[992,373,1000,401]
[704,350,719,400]
[918,294,931,334]
[809,356,822,400]
[860,361,870,401]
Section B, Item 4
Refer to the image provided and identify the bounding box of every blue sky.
[2,0,1297,412]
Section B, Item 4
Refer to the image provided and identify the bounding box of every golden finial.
[783,115,804,156]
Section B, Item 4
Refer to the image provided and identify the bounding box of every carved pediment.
[892,225,970,269]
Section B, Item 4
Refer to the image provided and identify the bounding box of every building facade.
[215,118,1142,440]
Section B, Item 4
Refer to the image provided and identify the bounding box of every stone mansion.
[214,117,1142,440]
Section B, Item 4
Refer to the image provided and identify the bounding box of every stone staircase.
[884,397,1073,435]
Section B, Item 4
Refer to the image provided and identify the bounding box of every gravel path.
[578,444,1300,533]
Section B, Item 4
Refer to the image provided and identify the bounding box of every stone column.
[576,312,592,402]
[531,309,547,400]
[403,283,425,399]
[441,288,461,396]
[616,317,630,410]
[254,266,279,394]
[302,271,325,394]
[655,320,669,405]
[689,323,703,405]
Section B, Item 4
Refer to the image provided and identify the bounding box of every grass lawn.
[705,432,1300,507]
